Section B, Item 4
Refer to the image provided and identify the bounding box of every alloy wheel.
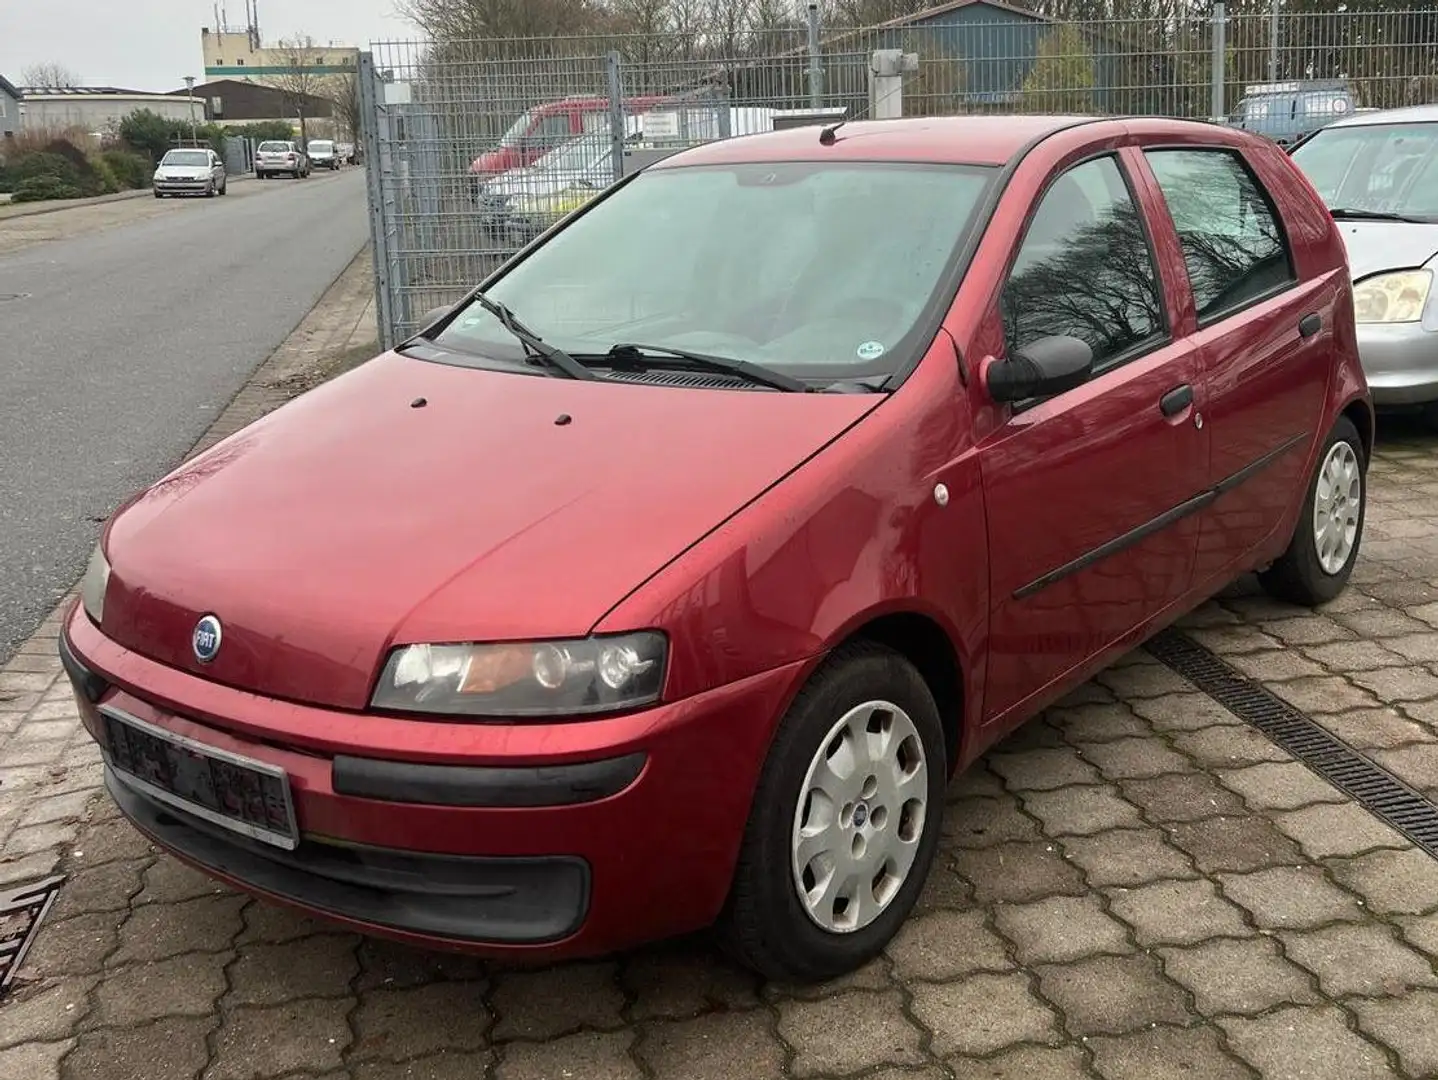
[1313,439,1361,575]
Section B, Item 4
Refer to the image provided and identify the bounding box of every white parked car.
[256,140,310,180]
[153,148,228,198]
[308,139,340,170]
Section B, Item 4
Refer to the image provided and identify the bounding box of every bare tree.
[398,0,612,40]
[264,36,327,149]
[22,61,80,88]
[326,72,363,144]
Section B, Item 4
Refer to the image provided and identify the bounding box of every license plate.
[101,707,299,850]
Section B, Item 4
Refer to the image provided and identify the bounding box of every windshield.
[498,110,536,149]
[534,134,611,174]
[310,141,334,152]
[433,161,996,382]
[1290,122,1438,221]
[161,150,210,166]
[258,141,292,153]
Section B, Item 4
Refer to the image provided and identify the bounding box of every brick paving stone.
[352,940,486,992]
[0,849,63,887]
[1021,784,1145,837]
[1314,708,1436,750]
[942,795,1042,849]
[913,857,974,914]
[634,1011,781,1080]
[1060,828,1198,886]
[1097,663,1194,699]
[988,748,1102,791]
[1046,701,1151,743]
[238,902,349,948]
[1225,648,1329,682]
[1001,717,1069,752]
[108,893,246,966]
[948,1045,1091,1080]
[1127,693,1242,736]
[885,908,1012,982]
[1171,724,1290,767]
[1088,1024,1251,1080]
[770,956,892,1001]
[1371,743,1438,791]
[910,972,1060,1057]
[1252,613,1353,645]
[1396,911,1438,958]
[226,935,359,1005]
[354,1051,495,1080]
[17,791,97,830]
[1380,633,1438,664]
[1219,1005,1395,1080]
[777,990,925,1076]
[0,976,94,1049]
[1164,814,1306,873]
[21,912,122,977]
[1106,878,1252,946]
[1351,992,1438,1079]
[1220,865,1366,929]
[949,765,1009,800]
[136,856,229,906]
[1158,935,1319,1015]
[1300,640,1409,672]
[1118,772,1246,822]
[63,1016,216,1080]
[1329,848,1438,915]
[350,981,491,1061]
[621,943,760,1021]
[993,895,1132,964]
[1275,802,1410,859]
[205,999,354,1080]
[1074,737,1192,781]
[497,1031,639,1080]
[0,1038,75,1080]
[489,962,625,1041]
[1279,922,1438,998]
[1033,954,1190,1037]
[92,952,228,1025]
[950,842,1087,904]
[1185,622,1285,655]
[1218,761,1349,810]
[1271,675,1384,715]
[73,820,153,865]
[1351,665,1438,704]
[1333,606,1433,639]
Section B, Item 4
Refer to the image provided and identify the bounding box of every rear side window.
[1144,149,1296,323]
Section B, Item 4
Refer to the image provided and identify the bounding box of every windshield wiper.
[1328,207,1430,224]
[595,342,808,393]
[467,293,596,381]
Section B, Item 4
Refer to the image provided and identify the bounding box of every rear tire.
[718,641,946,983]
[154,190,163,199]
[1258,416,1366,606]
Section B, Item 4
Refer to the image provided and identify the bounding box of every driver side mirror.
[984,335,1094,403]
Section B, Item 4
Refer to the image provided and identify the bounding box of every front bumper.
[154,179,212,193]
[1357,321,1438,406]
[61,604,801,960]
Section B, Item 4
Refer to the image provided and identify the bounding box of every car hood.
[101,351,881,710]
[158,166,210,178]
[1336,220,1438,280]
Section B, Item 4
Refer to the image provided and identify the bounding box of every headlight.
[1353,269,1432,323]
[371,632,667,718]
[80,543,111,626]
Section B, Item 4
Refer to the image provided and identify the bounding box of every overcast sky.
[0,0,415,92]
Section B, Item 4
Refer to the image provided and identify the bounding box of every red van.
[468,95,680,179]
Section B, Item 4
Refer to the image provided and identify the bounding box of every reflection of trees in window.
[1146,152,1293,320]
[1002,198,1163,366]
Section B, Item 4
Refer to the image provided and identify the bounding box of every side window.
[1001,155,1166,373]
[1144,149,1296,323]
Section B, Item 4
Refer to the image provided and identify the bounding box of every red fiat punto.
[62,115,1370,982]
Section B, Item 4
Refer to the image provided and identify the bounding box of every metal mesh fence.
[362,7,1438,347]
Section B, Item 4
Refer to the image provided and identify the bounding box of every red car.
[63,114,1370,982]
[467,95,677,179]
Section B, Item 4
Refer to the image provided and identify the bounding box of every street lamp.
[183,75,197,145]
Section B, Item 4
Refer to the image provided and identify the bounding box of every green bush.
[119,108,233,164]
[12,175,85,203]
[100,149,151,190]
[11,151,82,184]
[228,121,297,142]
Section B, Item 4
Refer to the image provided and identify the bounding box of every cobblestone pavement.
[4,302,1438,1076]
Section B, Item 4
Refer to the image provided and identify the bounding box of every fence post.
[357,51,396,353]
[607,51,625,185]
[1268,0,1279,82]
[1210,2,1227,122]
[807,4,824,109]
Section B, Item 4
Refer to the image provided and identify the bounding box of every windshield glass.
[1290,121,1438,220]
[310,141,334,152]
[498,110,536,149]
[258,141,292,153]
[161,151,210,166]
[433,161,996,381]
[534,134,611,174]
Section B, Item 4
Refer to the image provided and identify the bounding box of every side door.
[977,151,1209,726]
[1138,145,1332,586]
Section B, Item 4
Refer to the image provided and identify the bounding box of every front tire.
[1259,415,1366,606]
[719,642,946,982]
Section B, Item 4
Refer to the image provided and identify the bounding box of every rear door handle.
[1160,384,1193,417]
[1299,312,1322,338]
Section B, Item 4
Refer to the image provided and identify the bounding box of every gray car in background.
[1289,103,1438,420]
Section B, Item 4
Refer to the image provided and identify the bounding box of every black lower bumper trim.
[106,767,589,944]
[332,751,646,808]
[59,626,108,704]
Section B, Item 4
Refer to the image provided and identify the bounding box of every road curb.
[0,174,260,222]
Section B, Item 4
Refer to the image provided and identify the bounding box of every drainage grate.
[0,875,64,998]
[1147,629,1438,858]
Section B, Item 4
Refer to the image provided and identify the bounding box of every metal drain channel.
[0,874,64,997]
[1147,629,1438,858]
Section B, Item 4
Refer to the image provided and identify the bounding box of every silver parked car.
[1289,103,1438,419]
[153,148,227,198]
[256,140,310,180]
[307,139,340,170]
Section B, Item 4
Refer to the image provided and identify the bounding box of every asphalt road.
[0,170,370,664]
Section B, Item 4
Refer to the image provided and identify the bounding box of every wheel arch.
[1340,394,1374,467]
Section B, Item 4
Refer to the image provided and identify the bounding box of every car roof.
[1324,102,1438,129]
[650,114,1238,170]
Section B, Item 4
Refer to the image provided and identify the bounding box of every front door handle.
[1299,312,1322,338]
[1160,384,1194,417]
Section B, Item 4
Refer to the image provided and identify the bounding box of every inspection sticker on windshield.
[857,341,886,361]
